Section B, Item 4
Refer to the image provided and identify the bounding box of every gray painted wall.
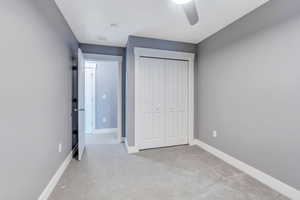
[80,44,126,136]
[80,43,125,56]
[0,1,78,199]
[126,36,198,146]
[197,0,300,190]
[95,61,118,129]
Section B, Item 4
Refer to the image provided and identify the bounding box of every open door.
[77,48,86,160]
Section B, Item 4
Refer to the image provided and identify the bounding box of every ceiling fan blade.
[182,0,199,25]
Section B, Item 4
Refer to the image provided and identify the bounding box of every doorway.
[83,54,123,145]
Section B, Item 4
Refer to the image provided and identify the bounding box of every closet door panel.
[136,57,165,149]
[165,60,189,146]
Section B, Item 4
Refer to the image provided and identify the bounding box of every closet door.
[136,57,165,149]
[165,59,189,146]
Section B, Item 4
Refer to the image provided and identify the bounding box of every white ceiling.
[55,0,269,47]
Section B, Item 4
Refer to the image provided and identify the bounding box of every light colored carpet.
[86,132,118,145]
[49,144,289,200]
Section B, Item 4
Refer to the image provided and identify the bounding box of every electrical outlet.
[58,143,62,153]
[213,130,218,138]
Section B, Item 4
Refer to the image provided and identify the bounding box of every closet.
[135,56,189,150]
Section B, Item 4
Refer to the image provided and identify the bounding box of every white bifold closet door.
[136,57,188,150]
[165,59,189,146]
[137,58,165,149]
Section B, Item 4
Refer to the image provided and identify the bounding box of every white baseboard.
[38,151,73,200]
[189,139,200,146]
[192,139,300,200]
[124,138,139,154]
[93,128,118,135]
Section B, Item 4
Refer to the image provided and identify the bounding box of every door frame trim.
[134,47,195,150]
[84,53,123,144]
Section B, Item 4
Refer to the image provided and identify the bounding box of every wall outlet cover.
[58,143,62,153]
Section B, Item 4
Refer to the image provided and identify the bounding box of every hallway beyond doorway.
[86,131,119,145]
[83,54,123,145]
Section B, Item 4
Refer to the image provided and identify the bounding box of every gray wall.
[80,44,126,136]
[95,61,118,129]
[0,1,78,199]
[80,43,125,56]
[197,0,300,190]
[126,36,198,146]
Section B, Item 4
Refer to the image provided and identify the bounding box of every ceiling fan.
[172,0,199,26]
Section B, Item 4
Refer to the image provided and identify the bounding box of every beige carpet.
[49,144,289,200]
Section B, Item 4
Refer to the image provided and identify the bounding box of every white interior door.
[136,57,165,149]
[78,48,86,160]
[165,59,189,146]
[136,57,189,150]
